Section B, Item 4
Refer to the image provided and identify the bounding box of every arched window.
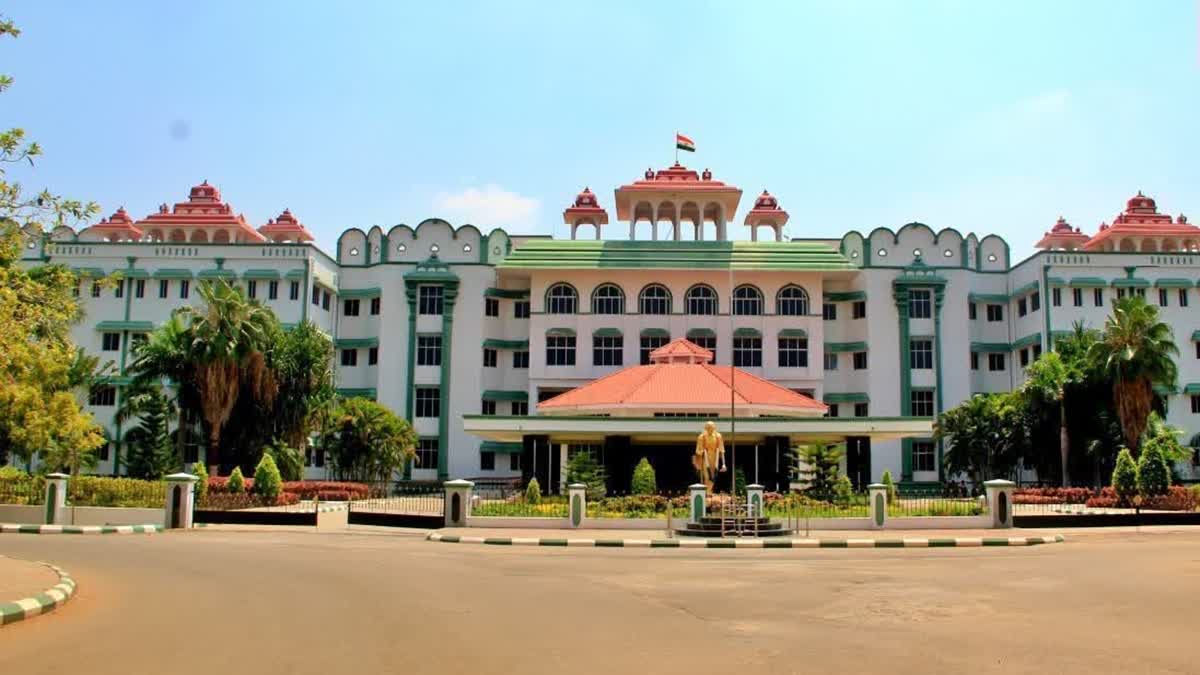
[546,283,578,314]
[776,285,810,316]
[733,285,763,316]
[591,284,625,314]
[685,284,718,315]
[639,284,671,315]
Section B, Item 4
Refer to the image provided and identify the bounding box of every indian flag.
[676,133,695,152]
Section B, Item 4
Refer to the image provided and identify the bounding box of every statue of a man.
[693,420,727,493]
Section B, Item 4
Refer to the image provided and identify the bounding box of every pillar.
[43,473,68,525]
[868,483,888,530]
[985,479,1015,528]
[444,479,474,527]
[164,472,198,529]
[688,483,707,525]
[746,484,764,518]
[568,483,586,528]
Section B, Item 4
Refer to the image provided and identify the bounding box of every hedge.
[207,478,369,500]
[1084,486,1198,511]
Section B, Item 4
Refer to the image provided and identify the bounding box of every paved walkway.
[0,557,57,602]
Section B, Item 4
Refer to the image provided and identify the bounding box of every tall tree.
[128,314,200,463]
[268,321,335,451]
[115,379,177,479]
[1022,350,1085,486]
[320,397,416,482]
[1090,296,1178,453]
[934,393,1028,484]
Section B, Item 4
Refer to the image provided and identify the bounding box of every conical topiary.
[1136,440,1171,498]
[228,466,245,494]
[631,457,656,495]
[1111,448,1138,505]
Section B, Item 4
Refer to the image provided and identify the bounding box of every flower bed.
[207,478,368,500]
[200,492,300,510]
[1084,486,1198,511]
[1013,487,1095,505]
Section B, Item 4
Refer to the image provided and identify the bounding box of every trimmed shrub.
[881,470,897,505]
[525,477,542,505]
[834,475,853,505]
[202,492,300,510]
[565,450,607,500]
[1086,486,1197,511]
[263,442,304,482]
[253,454,283,502]
[67,476,163,508]
[631,457,656,495]
[1136,441,1171,498]
[192,462,209,505]
[1013,487,1095,504]
[228,467,246,494]
[1111,448,1138,506]
[281,481,369,500]
[316,490,351,501]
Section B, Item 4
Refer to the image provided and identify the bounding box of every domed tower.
[79,207,144,242]
[1033,216,1088,251]
[1083,191,1200,252]
[742,190,789,242]
[562,187,609,240]
[258,208,315,243]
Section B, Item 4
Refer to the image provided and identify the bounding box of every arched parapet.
[366,226,386,265]
[337,228,368,265]
[448,224,483,263]
[483,228,511,265]
[50,226,76,242]
[387,224,417,261]
[977,234,1010,271]
[839,231,867,267]
[964,233,980,269]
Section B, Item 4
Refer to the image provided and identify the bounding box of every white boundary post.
[44,473,68,525]
[985,479,1016,529]
[868,483,888,530]
[444,479,473,527]
[568,483,586,528]
[164,473,198,529]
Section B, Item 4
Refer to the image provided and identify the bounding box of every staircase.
[674,516,794,538]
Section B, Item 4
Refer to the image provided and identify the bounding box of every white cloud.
[432,184,539,227]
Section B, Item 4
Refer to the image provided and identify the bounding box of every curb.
[0,558,77,627]
[0,524,162,535]
[426,532,1066,549]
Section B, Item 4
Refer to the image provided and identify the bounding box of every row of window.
[340,347,379,367]
[545,335,832,369]
[545,283,813,316]
[822,300,868,321]
[485,297,531,319]
[342,297,382,316]
[479,400,529,416]
[825,402,871,418]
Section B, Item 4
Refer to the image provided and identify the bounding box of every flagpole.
[674,130,678,164]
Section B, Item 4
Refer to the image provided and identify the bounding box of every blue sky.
[4,2,1198,260]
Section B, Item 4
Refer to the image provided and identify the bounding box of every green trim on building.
[1046,276,1066,286]
[1153,384,1177,396]
[778,328,808,338]
[1110,277,1150,288]
[639,328,670,338]
[402,255,460,480]
[1182,383,1200,395]
[479,441,523,454]
[339,287,381,299]
[823,290,867,302]
[482,339,529,350]
[1191,330,1200,342]
[1012,333,1042,349]
[498,240,854,271]
[71,266,105,277]
[96,320,155,332]
[970,342,1011,353]
[117,268,150,278]
[823,392,869,404]
[732,327,762,338]
[1068,277,1107,288]
[1153,278,1193,288]
[968,292,1008,304]
[483,287,530,299]
[152,268,193,280]
[546,327,576,337]
[285,268,307,281]
[825,341,867,353]
[97,375,133,386]
[686,328,716,339]
[336,388,377,399]
[240,269,281,280]
[1011,281,1039,296]
[481,390,529,402]
[593,327,623,337]
[334,337,378,349]
[197,269,237,280]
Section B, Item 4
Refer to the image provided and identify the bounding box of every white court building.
[14,169,1200,491]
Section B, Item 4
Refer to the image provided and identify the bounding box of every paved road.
[0,527,1196,674]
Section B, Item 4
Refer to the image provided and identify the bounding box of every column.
[688,483,707,525]
[868,483,888,529]
[568,483,586,528]
[163,472,198,529]
[985,479,1016,528]
[43,473,68,525]
[558,443,569,493]
[444,479,474,527]
[746,484,764,518]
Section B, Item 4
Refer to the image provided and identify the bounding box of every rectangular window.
[510,453,520,471]
[1180,289,1189,308]
[89,385,116,407]
[970,352,979,370]
[1135,288,1146,299]
[854,402,869,417]
[1030,291,1040,312]
[822,303,837,321]
[1017,298,1027,317]
[290,281,300,301]
[732,337,762,367]
[1073,288,1083,307]
[827,403,839,418]
[418,285,444,315]
[91,282,101,298]
[910,339,933,369]
[778,337,809,368]
[640,335,669,365]
[415,388,440,418]
[593,336,624,367]
[370,296,381,315]
[415,438,439,469]
[159,279,169,298]
[1116,288,1126,300]
[910,390,935,417]
[823,352,838,371]
[1195,342,1200,360]
[481,399,496,416]
[511,401,528,416]
[1020,348,1029,368]
[514,300,530,319]
[247,280,258,299]
[98,442,110,462]
[485,298,499,317]
[343,298,360,316]
[691,336,716,363]
[368,347,378,365]
[1192,395,1200,414]
[134,279,145,299]
[988,353,1006,372]
[852,301,866,319]
[1159,289,1169,307]
[321,290,330,311]
[180,280,190,299]
[72,283,80,298]
[986,304,1003,322]
[101,332,121,352]
[483,348,497,368]
[115,279,124,298]
[1093,288,1103,307]
[131,332,148,349]
[852,351,868,370]
[1051,288,1061,307]
[480,451,496,471]
[513,350,529,369]
[1032,344,1042,361]
[907,289,931,319]
[912,440,936,472]
[968,303,977,320]
[268,280,279,300]
[340,349,358,367]
[546,335,576,366]
[417,336,442,366]
[312,284,320,306]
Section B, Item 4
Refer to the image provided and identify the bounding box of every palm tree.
[270,321,335,451]
[1021,322,1096,486]
[115,379,177,479]
[128,313,198,464]
[1090,296,1178,453]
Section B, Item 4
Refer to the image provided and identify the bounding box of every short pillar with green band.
[867,483,888,530]
[746,483,764,518]
[567,483,586,528]
[688,483,707,525]
[984,479,1015,528]
[443,479,473,527]
[44,473,68,525]
[163,473,198,529]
